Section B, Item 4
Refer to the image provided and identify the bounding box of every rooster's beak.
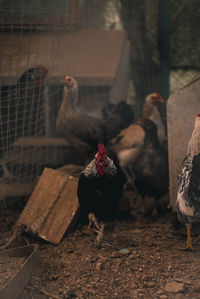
[155,94,164,103]
[159,97,164,103]
[154,97,164,104]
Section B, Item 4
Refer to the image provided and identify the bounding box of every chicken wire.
[0,0,200,205]
[0,0,77,189]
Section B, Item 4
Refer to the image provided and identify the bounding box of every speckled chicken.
[176,113,200,251]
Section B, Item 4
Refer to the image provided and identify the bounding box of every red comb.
[98,144,106,154]
[95,144,107,176]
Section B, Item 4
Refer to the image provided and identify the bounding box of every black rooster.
[77,144,124,245]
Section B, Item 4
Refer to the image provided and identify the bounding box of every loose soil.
[1,192,200,299]
[0,256,26,288]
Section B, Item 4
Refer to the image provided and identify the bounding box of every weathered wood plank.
[12,137,68,147]
[0,183,34,200]
[3,137,83,167]
[39,175,79,244]
[18,168,68,233]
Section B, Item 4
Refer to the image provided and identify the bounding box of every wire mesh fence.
[0,0,199,202]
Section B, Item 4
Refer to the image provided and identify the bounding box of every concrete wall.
[167,77,200,210]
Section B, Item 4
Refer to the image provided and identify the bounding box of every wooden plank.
[39,175,79,244]
[0,183,34,200]
[0,16,76,27]
[18,168,68,233]
[11,137,68,147]
[2,137,71,166]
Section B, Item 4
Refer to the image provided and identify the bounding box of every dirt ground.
[1,192,200,299]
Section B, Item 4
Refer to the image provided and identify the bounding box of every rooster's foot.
[88,213,105,246]
[88,213,100,230]
[178,240,196,251]
[179,223,196,251]
[178,246,195,251]
[94,222,105,247]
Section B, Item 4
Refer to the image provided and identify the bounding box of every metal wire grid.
[0,0,199,186]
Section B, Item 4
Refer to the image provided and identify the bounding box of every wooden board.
[18,167,79,244]
[39,175,79,244]
[2,137,70,167]
[12,137,68,147]
[2,137,84,167]
[18,168,68,234]
[0,182,34,200]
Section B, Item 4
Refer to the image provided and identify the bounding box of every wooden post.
[159,0,170,100]
[159,0,170,124]
[44,83,50,137]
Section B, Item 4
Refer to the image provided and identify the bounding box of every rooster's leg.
[88,213,104,246]
[88,213,100,230]
[179,223,195,251]
[95,222,105,246]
